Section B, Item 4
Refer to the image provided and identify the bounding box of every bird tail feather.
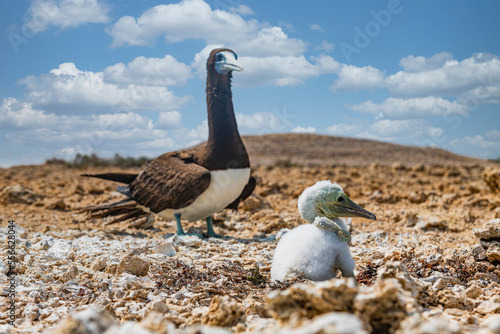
[81,173,138,184]
[77,199,149,225]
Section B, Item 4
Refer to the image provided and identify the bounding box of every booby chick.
[81,49,255,238]
[271,181,376,281]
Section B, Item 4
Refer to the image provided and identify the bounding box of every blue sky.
[1,0,499,167]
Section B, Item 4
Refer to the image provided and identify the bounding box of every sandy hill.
[238,133,491,167]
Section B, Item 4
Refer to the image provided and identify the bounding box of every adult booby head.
[271,181,376,282]
[213,50,243,74]
[81,49,255,238]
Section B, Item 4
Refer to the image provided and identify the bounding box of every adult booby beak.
[215,51,243,74]
[317,193,376,221]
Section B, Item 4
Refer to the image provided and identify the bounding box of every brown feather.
[128,152,211,213]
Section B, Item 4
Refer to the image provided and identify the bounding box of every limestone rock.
[202,295,244,327]
[60,265,79,282]
[377,261,422,297]
[91,256,107,272]
[277,312,369,334]
[408,191,429,204]
[482,315,500,334]
[416,219,448,231]
[152,242,176,257]
[465,284,483,299]
[49,307,116,334]
[140,312,175,333]
[23,303,40,321]
[396,314,462,334]
[104,322,153,334]
[241,195,263,211]
[476,301,500,315]
[149,300,169,314]
[487,244,500,262]
[483,168,500,193]
[354,278,419,334]
[117,255,150,277]
[0,184,41,204]
[474,219,500,240]
[267,278,358,322]
[47,199,68,210]
[437,289,464,309]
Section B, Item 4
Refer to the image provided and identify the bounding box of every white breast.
[158,168,250,222]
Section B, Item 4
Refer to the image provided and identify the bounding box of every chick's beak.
[331,196,376,220]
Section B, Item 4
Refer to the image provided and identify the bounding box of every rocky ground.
[1,134,500,333]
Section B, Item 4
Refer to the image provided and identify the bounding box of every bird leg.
[175,213,186,235]
[205,216,230,239]
[175,213,203,238]
[314,218,352,245]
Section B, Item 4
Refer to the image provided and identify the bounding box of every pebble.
[476,301,500,315]
[483,315,500,334]
[278,312,369,334]
[202,295,245,327]
[117,255,150,277]
[473,219,500,240]
[0,184,41,204]
[91,256,107,271]
[152,241,176,256]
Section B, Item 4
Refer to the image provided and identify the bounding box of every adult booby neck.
[202,48,248,171]
[81,48,255,238]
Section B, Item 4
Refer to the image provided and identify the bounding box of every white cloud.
[331,64,384,92]
[107,0,259,47]
[385,53,500,98]
[173,120,209,146]
[486,129,500,140]
[235,54,340,87]
[157,111,182,129]
[235,26,306,57]
[399,52,453,73]
[0,97,215,164]
[23,0,110,34]
[18,62,189,114]
[103,55,192,86]
[450,134,500,158]
[106,0,305,57]
[310,24,325,32]
[0,97,58,129]
[368,119,443,141]
[325,122,365,137]
[229,5,255,15]
[324,118,444,146]
[236,112,283,133]
[291,126,316,133]
[314,40,335,52]
[191,46,340,87]
[346,97,469,119]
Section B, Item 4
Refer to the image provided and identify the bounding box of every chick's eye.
[338,196,344,202]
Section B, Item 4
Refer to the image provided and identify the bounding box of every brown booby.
[82,48,255,238]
